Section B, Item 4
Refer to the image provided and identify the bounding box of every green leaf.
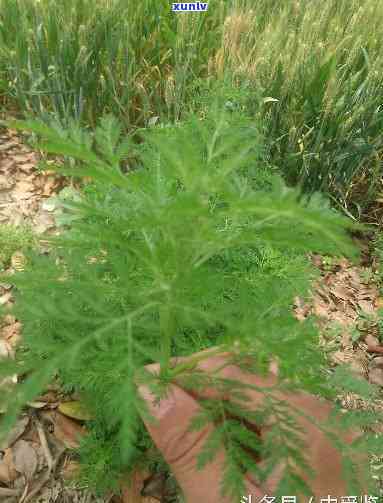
[59,400,94,421]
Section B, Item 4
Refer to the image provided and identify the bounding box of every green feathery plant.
[0,223,35,270]
[0,109,381,499]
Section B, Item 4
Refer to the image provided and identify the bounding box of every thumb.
[138,383,233,502]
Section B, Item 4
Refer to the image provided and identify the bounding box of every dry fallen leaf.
[0,320,22,347]
[330,349,354,366]
[13,180,34,193]
[369,367,383,387]
[32,211,56,234]
[42,176,58,197]
[312,296,330,319]
[329,284,352,301]
[358,300,375,315]
[0,291,13,306]
[61,459,81,481]
[1,314,17,325]
[348,268,362,285]
[121,470,159,503]
[13,153,34,164]
[0,338,17,412]
[0,448,18,485]
[12,439,38,482]
[369,357,383,370]
[141,472,175,501]
[0,338,14,358]
[0,175,14,190]
[19,163,37,175]
[0,416,29,450]
[365,333,383,354]
[36,390,59,404]
[293,296,310,321]
[27,401,49,409]
[11,251,27,272]
[41,410,85,449]
[0,141,18,152]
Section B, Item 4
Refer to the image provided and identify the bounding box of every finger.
[168,347,279,377]
[170,358,362,497]
[138,382,235,502]
[139,356,365,498]
[144,353,278,405]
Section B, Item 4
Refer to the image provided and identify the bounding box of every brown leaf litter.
[0,128,64,233]
[294,253,383,387]
[0,128,117,503]
[293,253,383,491]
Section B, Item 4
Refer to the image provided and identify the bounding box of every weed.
[359,267,377,284]
[322,255,336,272]
[350,326,362,344]
[0,109,379,498]
[0,223,35,270]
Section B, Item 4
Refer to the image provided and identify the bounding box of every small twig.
[34,414,53,472]
[22,447,66,503]
[18,484,29,503]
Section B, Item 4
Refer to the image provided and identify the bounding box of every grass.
[212,0,383,217]
[0,0,224,126]
[1,0,383,214]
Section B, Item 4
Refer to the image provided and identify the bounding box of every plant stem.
[167,346,229,378]
[159,300,174,376]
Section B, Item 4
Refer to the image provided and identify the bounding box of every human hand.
[137,351,362,503]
